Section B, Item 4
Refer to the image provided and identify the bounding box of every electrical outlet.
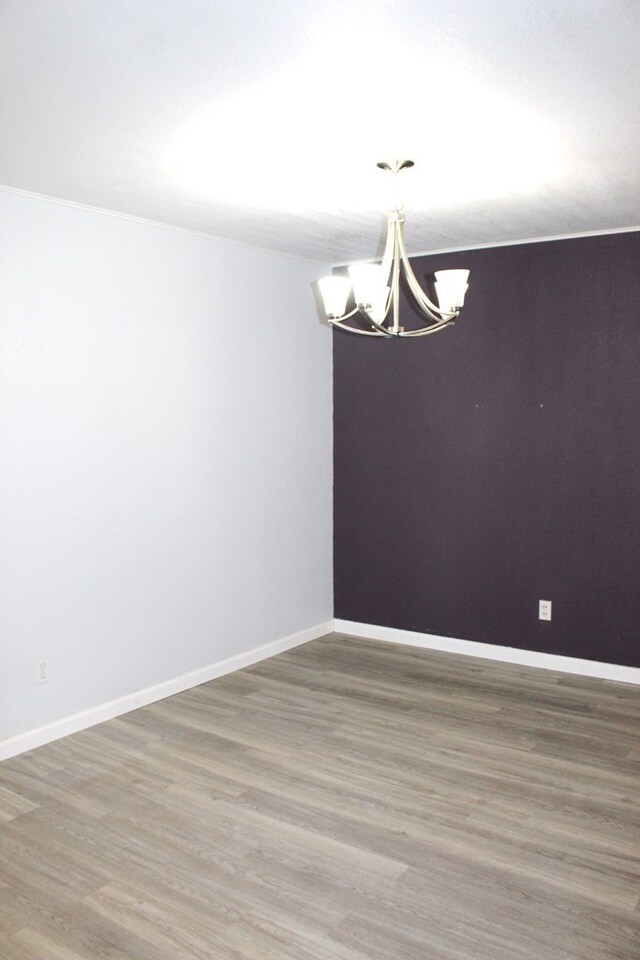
[36,658,50,684]
[538,599,552,621]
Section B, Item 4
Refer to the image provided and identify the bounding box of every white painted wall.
[0,191,333,742]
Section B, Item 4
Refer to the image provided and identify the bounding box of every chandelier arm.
[383,283,394,323]
[402,266,446,322]
[350,218,394,302]
[396,223,450,321]
[332,305,362,323]
[379,218,395,287]
[362,312,395,336]
[392,220,402,331]
[400,319,455,337]
[330,317,391,337]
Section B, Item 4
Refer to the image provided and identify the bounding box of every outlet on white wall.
[36,658,50,684]
[538,599,552,621]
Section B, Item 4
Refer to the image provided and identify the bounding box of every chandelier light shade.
[318,160,470,338]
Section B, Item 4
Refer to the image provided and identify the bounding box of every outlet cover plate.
[538,599,552,621]
[36,658,50,684]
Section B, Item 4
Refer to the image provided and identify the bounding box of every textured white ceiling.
[1,0,639,263]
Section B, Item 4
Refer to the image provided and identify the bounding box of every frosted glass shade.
[318,275,352,319]
[366,286,390,324]
[434,269,470,315]
[348,263,385,309]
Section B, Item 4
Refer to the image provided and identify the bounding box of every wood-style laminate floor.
[1,633,639,960]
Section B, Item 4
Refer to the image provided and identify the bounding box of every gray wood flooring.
[1,632,639,959]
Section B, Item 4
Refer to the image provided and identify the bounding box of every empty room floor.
[0,632,639,960]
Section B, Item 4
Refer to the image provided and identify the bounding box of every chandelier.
[318,160,470,338]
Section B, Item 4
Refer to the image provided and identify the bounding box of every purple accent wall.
[333,231,640,668]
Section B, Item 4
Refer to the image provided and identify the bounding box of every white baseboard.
[4,618,637,763]
[334,619,640,686]
[0,620,333,762]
